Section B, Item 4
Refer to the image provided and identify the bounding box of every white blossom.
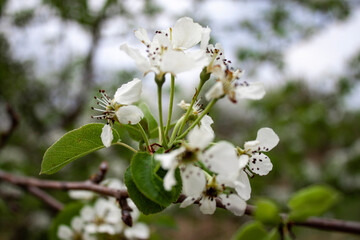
[124,223,150,240]
[57,217,95,240]
[121,17,210,77]
[238,128,280,176]
[80,198,123,235]
[204,44,265,103]
[91,78,144,147]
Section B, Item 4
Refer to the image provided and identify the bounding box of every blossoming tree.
[1,16,359,240]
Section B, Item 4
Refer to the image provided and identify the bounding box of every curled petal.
[172,17,203,50]
[200,115,214,136]
[116,105,144,125]
[187,126,214,150]
[235,81,266,100]
[256,127,280,152]
[219,194,246,216]
[163,165,178,191]
[199,197,216,215]
[181,165,206,197]
[101,124,113,148]
[114,78,142,105]
[234,171,251,201]
[205,81,224,101]
[248,152,273,176]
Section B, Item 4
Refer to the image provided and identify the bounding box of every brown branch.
[27,186,64,211]
[1,170,360,235]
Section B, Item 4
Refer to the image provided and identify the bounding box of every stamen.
[94,96,109,106]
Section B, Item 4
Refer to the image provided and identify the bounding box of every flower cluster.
[58,180,149,240]
[91,17,279,219]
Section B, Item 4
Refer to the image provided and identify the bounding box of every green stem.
[157,82,168,148]
[137,123,151,151]
[177,80,205,135]
[164,75,175,138]
[113,142,137,153]
[169,115,184,147]
[176,99,218,140]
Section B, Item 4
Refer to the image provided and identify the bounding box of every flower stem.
[157,81,168,148]
[164,75,175,138]
[177,80,205,136]
[137,123,151,152]
[169,115,184,147]
[176,99,217,140]
[113,142,137,153]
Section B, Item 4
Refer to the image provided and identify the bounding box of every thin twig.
[1,170,360,235]
[27,186,64,211]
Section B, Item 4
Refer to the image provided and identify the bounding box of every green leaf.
[232,222,268,240]
[138,102,159,139]
[254,199,281,225]
[49,202,84,240]
[41,123,120,174]
[131,152,182,207]
[122,124,143,141]
[288,185,340,221]
[124,167,165,215]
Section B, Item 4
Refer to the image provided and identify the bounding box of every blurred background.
[0,0,360,239]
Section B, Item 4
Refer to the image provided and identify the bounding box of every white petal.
[101,124,113,148]
[154,147,185,169]
[234,171,251,201]
[235,81,266,100]
[68,190,95,200]
[134,28,150,45]
[180,196,197,208]
[203,141,239,183]
[200,115,214,136]
[80,206,95,222]
[199,197,216,215]
[71,217,84,232]
[163,164,178,191]
[187,126,214,150]
[219,194,246,216]
[172,17,202,50]
[200,27,211,50]
[205,81,224,101]
[114,78,142,105]
[105,208,121,224]
[98,224,116,234]
[124,223,150,239]
[120,44,151,73]
[239,154,249,169]
[256,128,280,152]
[57,225,73,239]
[181,165,206,197]
[84,224,97,234]
[248,152,273,176]
[161,50,196,75]
[116,105,144,125]
[244,140,260,152]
